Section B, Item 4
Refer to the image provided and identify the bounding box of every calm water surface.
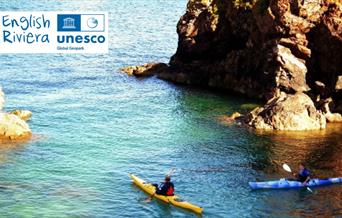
[0,1,341,217]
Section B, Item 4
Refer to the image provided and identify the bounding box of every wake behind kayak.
[249,177,342,190]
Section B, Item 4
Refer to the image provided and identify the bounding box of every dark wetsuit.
[153,182,174,196]
[297,168,310,183]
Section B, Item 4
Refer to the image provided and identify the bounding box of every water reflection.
[253,123,342,177]
[248,123,342,217]
[0,134,46,165]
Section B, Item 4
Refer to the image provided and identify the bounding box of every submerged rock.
[247,92,326,130]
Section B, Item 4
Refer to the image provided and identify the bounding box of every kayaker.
[145,175,174,203]
[293,163,311,185]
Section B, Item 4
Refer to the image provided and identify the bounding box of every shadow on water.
[0,134,47,164]
[246,123,342,217]
[252,123,342,177]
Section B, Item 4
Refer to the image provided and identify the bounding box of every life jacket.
[166,185,174,196]
[298,168,310,182]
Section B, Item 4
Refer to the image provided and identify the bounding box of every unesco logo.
[57,13,106,44]
[57,14,105,32]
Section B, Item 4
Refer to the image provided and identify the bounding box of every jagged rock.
[123,0,342,131]
[217,112,243,125]
[166,0,341,99]
[274,44,309,92]
[307,0,342,94]
[247,92,326,130]
[336,76,342,91]
[168,0,341,130]
[322,98,342,123]
[325,113,342,123]
[0,87,32,140]
[321,97,334,114]
[0,112,31,140]
[121,63,168,77]
[10,110,32,121]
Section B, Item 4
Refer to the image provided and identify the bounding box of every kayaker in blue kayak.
[293,163,311,185]
[145,175,174,202]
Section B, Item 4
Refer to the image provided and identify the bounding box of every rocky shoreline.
[122,0,342,131]
[0,87,32,140]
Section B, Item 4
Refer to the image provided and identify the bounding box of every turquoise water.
[0,1,342,217]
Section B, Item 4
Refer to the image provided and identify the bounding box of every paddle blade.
[282,164,292,173]
[307,187,313,193]
[168,168,176,176]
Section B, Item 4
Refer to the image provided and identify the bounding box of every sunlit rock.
[247,92,326,130]
[322,98,342,123]
[218,112,243,125]
[0,112,31,140]
[121,63,168,77]
[10,110,32,122]
[0,87,32,140]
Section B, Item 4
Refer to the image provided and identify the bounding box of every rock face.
[123,0,342,130]
[165,0,342,130]
[0,87,32,140]
[168,0,342,95]
[247,92,326,130]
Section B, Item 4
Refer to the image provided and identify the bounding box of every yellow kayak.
[130,174,203,214]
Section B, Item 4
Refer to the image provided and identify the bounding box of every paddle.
[282,164,313,193]
[167,168,176,176]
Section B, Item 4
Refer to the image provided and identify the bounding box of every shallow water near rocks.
[0,1,342,217]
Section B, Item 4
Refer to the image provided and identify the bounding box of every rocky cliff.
[123,0,342,130]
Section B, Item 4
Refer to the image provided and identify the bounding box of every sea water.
[0,1,341,217]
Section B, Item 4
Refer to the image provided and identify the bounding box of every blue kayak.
[249,177,342,190]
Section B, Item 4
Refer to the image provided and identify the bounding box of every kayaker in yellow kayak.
[145,175,174,203]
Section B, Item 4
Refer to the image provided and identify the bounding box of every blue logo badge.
[57,14,81,32]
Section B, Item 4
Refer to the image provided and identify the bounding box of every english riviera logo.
[0,12,108,53]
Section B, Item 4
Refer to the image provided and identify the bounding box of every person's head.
[165,175,171,182]
[299,163,305,170]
